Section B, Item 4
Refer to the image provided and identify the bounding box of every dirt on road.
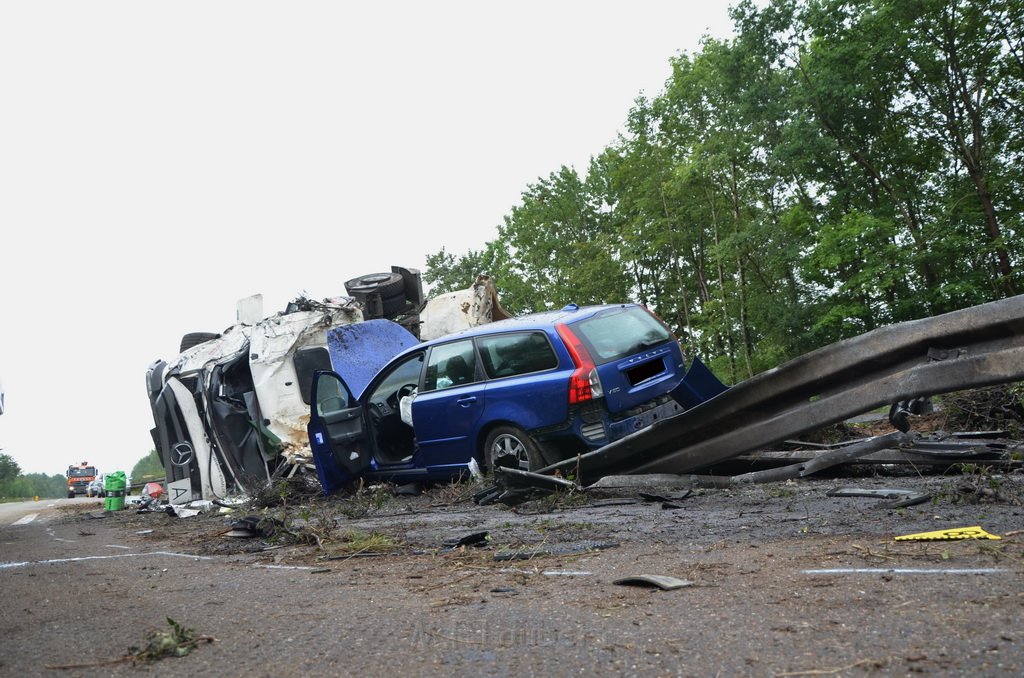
[37,452,1024,677]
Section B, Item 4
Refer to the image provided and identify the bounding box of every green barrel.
[104,491,125,511]
[104,471,127,511]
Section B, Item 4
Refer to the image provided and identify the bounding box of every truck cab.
[66,462,98,498]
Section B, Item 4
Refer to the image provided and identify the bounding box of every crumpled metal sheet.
[418,275,510,341]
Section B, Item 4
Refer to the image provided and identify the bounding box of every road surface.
[2,476,1023,676]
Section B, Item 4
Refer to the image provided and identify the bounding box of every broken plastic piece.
[225,515,285,538]
[613,574,693,590]
[894,526,1002,541]
[444,531,489,548]
[467,457,484,482]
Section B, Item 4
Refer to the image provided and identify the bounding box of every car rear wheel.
[484,426,543,472]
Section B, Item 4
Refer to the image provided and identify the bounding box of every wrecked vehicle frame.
[145,269,509,504]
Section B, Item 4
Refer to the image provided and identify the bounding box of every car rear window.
[570,306,672,364]
[477,332,557,379]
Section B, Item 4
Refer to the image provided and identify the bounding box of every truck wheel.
[484,426,543,472]
[67,491,75,499]
[344,272,404,298]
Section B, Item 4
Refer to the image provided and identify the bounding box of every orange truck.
[66,461,98,498]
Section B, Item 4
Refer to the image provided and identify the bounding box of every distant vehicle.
[308,302,690,494]
[66,461,98,498]
[86,478,105,498]
[85,474,132,498]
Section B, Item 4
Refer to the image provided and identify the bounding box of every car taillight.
[556,323,603,404]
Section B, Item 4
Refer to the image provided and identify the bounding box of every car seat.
[445,354,472,385]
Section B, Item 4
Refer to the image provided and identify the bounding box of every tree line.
[0,450,165,500]
[425,0,1022,384]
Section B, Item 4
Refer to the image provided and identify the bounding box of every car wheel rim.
[492,434,530,471]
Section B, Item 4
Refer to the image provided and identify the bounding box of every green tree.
[131,449,165,484]
[428,0,1020,382]
[423,247,487,295]
[889,0,1020,297]
[0,453,20,482]
[486,166,630,313]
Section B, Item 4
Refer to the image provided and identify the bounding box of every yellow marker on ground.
[894,526,1001,541]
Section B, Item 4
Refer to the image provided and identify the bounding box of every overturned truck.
[145,268,508,504]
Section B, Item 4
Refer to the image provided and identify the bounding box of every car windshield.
[571,307,672,364]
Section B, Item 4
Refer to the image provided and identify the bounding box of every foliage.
[938,385,1024,438]
[425,0,1023,379]
[129,617,214,662]
[423,247,486,295]
[0,453,20,482]
[0,450,163,501]
[131,449,166,484]
[322,530,404,558]
[0,471,66,500]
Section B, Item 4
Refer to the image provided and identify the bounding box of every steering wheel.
[387,384,418,411]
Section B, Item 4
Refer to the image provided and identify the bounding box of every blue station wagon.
[307,303,690,493]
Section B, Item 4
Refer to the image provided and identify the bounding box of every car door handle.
[456,396,477,407]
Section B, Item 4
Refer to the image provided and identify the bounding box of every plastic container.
[104,492,125,511]
[104,471,126,492]
[104,471,127,511]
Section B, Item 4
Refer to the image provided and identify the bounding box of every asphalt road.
[2,475,1024,677]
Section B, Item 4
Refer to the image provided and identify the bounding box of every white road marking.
[802,568,1006,575]
[12,514,37,526]
[0,551,213,570]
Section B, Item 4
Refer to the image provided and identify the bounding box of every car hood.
[327,319,420,400]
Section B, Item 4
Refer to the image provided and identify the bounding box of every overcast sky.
[0,1,742,477]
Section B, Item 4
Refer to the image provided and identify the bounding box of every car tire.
[179,332,221,353]
[484,425,543,472]
[344,272,405,298]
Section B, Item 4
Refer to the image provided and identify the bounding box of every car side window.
[423,340,478,391]
[314,373,354,416]
[477,332,557,379]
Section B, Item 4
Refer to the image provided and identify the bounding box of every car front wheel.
[484,426,543,472]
